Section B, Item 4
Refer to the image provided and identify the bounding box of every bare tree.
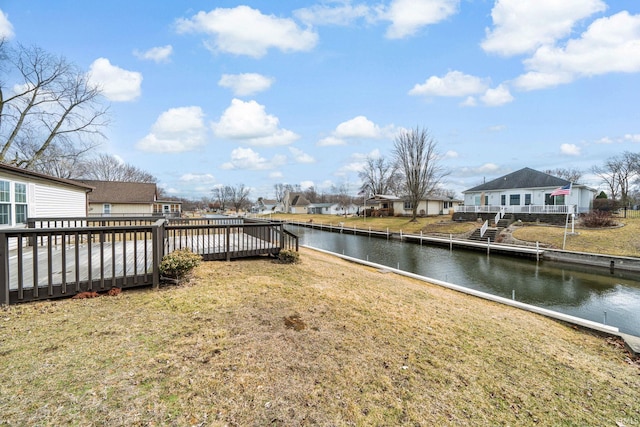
[229,184,251,213]
[274,183,299,202]
[393,127,449,221]
[78,153,156,182]
[330,182,353,216]
[0,43,109,168]
[592,151,640,206]
[544,168,583,183]
[212,185,233,212]
[358,156,401,196]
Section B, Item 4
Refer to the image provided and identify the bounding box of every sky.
[1,0,639,201]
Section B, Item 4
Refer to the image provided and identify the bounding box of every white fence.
[455,205,576,215]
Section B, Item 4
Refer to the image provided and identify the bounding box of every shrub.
[580,210,617,228]
[277,249,300,264]
[159,248,201,280]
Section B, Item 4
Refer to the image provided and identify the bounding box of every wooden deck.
[1,218,298,304]
[7,232,280,291]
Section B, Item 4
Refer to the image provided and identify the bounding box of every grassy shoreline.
[1,248,639,425]
[266,213,640,258]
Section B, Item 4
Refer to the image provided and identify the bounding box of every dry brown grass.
[512,217,640,257]
[1,248,638,426]
[269,213,476,236]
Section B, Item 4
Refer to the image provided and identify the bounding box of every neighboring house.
[308,202,358,215]
[77,180,181,217]
[365,194,462,217]
[253,198,283,214]
[455,167,596,217]
[0,163,93,228]
[283,191,310,214]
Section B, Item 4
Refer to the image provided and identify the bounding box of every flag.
[551,183,571,197]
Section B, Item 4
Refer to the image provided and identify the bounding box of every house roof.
[77,180,157,204]
[289,192,310,206]
[0,162,93,191]
[464,168,570,193]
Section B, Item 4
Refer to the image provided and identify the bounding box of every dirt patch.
[283,313,306,331]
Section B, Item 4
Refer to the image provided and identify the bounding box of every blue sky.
[1,0,639,200]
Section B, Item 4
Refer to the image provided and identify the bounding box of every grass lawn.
[1,248,639,426]
[511,217,640,257]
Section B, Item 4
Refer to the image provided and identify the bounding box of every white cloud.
[294,2,372,26]
[460,96,477,107]
[269,171,284,179]
[560,143,581,156]
[409,71,488,97]
[179,173,216,184]
[444,150,458,158]
[289,147,315,163]
[212,99,299,147]
[317,136,346,147]
[221,147,286,170]
[0,10,14,39]
[176,5,318,58]
[134,45,173,63]
[480,84,514,106]
[88,58,142,102]
[595,137,614,144]
[335,116,383,138]
[488,125,507,132]
[218,73,274,96]
[624,134,640,143]
[514,11,640,91]
[383,0,459,39]
[300,180,315,190]
[481,0,606,56]
[136,106,207,153]
[318,116,393,146]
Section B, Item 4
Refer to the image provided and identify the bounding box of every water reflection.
[290,225,640,336]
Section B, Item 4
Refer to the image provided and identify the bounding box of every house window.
[14,183,27,224]
[524,194,532,205]
[0,181,10,225]
[501,195,506,205]
[103,203,111,216]
[509,194,520,205]
[403,201,413,210]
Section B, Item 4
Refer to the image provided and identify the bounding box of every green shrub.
[277,249,300,264]
[160,248,201,280]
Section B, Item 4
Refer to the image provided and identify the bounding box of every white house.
[0,163,92,228]
[457,167,596,215]
[283,191,310,214]
[308,202,358,215]
[365,194,462,217]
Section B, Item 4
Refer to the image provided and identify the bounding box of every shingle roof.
[0,162,93,191]
[464,168,570,192]
[77,180,157,204]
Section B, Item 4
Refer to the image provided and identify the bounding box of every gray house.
[455,168,596,219]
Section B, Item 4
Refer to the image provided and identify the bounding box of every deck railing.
[1,217,297,304]
[455,204,576,214]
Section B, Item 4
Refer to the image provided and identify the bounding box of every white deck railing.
[455,205,576,215]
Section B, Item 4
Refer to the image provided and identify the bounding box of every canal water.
[288,225,640,336]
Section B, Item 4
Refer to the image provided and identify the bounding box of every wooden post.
[0,234,9,305]
[226,225,231,261]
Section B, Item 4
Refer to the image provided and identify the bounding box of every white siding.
[34,183,87,217]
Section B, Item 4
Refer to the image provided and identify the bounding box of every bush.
[159,248,201,280]
[277,249,300,264]
[580,210,617,228]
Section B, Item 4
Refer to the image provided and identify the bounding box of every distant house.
[365,194,462,217]
[77,180,181,217]
[252,198,283,214]
[308,202,358,215]
[0,163,92,228]
[455,167,596,218]
[283,191,310,214]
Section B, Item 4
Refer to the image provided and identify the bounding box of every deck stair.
[468,214,515,242]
